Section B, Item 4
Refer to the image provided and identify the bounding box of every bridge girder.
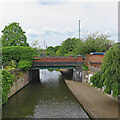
[32,61,83,69]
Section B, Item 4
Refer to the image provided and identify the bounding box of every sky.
[0,0,118,48]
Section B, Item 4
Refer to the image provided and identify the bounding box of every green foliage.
[47,69,54,72]
[45,46,61,56]
[90,70,104,88]
[2,46,34,70]
[55,69,60,71]
[55,33,112,57]
[75,33,113,56]
[57,38,78,56]
[47,46,54,51]
[101,43,120,96]
[90,43,120,96]
[1,69,14,104]
[5,60,17,69]
[82,64,89,71]
[1,22,29,47]
[18,60,32,71]
[30,40,42,56]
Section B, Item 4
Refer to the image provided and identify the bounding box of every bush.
[1,69,14,104]
[90,70,103,88]
[2,46,34,70]
[18,60,32,71]
[5,60,17,69]
[82,64,89,71]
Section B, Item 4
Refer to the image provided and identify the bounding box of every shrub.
[82,64,89,71]
[2,46,34,70]
[18,60,32,71]
[18,60,32,70]
[5,60,17,69]
[90,70,103,88]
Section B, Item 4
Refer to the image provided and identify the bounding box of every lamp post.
[79,20,80,40]
[79,20,81,55]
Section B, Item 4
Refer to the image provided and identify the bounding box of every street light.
[79,20,80,40]
[79,20,81,55]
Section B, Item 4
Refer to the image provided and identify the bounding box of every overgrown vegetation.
[1,69,14,104]
[90,43,120,96]
[18,60,32,71]
[2,46,34,70]
[82,64,89,71]
[0,22,35,105]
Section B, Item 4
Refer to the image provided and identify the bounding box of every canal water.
[2,69,89,118]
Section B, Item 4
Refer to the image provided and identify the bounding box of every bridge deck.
[32,56,83,69]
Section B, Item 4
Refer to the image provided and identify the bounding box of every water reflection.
[2,69,89,118]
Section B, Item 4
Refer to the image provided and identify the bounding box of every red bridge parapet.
[33,56,83,62]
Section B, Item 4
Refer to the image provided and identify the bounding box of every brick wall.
[85,54,104,69]
[8,69,39,98]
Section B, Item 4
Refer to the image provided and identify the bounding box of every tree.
[45,46,56,56]
[57,38,79,56]
[90,43,120,96]
[76,33,113,56]
[1,22,29,47]
[30,40,40,49]
[101,43,120,96]
[30,40,41,56]
[56,33,113,57]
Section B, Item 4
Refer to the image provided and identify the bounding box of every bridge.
[31,56,84,82]
[32,56,83,69]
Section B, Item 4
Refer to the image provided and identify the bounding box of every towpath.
[65,80,119,119]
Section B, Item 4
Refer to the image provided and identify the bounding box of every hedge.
[18,60,32,71]
[2,46,34,70]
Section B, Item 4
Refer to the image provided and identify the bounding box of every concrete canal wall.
[8,69,39,98]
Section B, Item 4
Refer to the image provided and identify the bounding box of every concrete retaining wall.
[8,69,39,98]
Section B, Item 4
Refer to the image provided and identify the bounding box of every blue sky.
[0,0,118,48]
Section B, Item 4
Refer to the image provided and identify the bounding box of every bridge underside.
[31,61,83,82]
[31,66,76,69]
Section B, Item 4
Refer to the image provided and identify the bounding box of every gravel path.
[65,80,119,119]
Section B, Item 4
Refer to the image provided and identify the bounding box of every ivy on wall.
[1,69,14,104]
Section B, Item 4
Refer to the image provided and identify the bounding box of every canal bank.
[8,69,39,98]
[65,80,118,119]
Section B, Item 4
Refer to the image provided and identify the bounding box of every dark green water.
[2,69,89,118]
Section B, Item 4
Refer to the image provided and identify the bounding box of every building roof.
[90,52,105,55]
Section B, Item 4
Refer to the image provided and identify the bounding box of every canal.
[2,69,89,118]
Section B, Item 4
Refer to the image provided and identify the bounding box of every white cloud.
[0,0,118,46]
